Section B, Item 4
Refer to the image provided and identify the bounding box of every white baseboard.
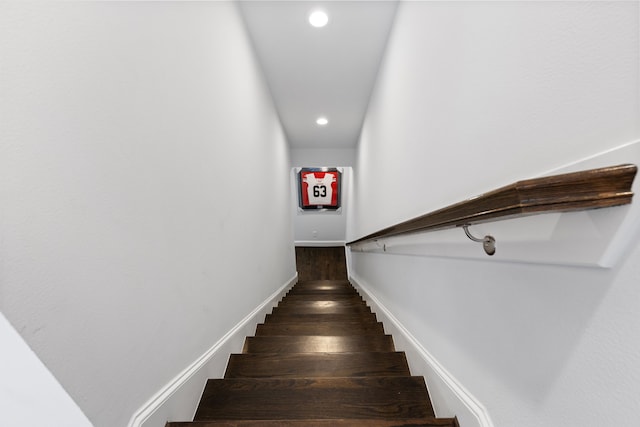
[127,273,298,427]
[350,275,494,427]
[295,240,346,247]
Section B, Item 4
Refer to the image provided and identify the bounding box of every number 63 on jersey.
[298,168,341,210]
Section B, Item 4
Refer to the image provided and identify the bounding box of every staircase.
[167,248,458,427]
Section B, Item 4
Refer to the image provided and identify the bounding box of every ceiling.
[239,1,398,149]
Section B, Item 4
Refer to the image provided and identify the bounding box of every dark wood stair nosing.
[264,312,378,323]
[270,304,373,314]
[167,418,458,426]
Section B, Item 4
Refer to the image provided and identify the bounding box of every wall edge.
[295,240,346,247]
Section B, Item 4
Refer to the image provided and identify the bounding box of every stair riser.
[264,313,378,324]
[282,295,364,302]
[242,336,397,353]
[195,377,435,421]
[287,290,356,295]
[225,352,411,378]
[277,299,368,305]
[255,322,385,336]
[271,305,373,315]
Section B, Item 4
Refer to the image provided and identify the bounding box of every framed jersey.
[298,168,341,210]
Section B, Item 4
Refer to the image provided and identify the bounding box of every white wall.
[0,3,296,426]
[350,2,640,427]
[290,148,356,167]
[291,148,355,245]
[0,312,92,426]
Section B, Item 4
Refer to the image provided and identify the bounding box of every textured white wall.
[351,1,639,240]
[350,2,640,426]
[290,148,356,167]
[0,3,295,426]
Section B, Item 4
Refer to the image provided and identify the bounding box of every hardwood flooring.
[166,248,458,426]
[295,247,347,281]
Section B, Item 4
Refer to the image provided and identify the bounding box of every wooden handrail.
[347,164,637,246]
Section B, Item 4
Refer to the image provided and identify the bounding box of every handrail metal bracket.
[462,225,496,256]
[374,239,387,252]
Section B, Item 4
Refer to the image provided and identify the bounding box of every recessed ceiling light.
[309,10,329,28]
[316,117,329,126]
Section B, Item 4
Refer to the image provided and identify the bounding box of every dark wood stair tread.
[194,377,434,420]
[255,322,385,336]
[294,279,351,287]
[277,300,368,307]
[288,281,357,290]
[225,352,410,378]
[281,294,365,302]
[243,335,397,353]
[272,303,372,315]
[288,288,356,294]
[264,312,378,324]
[168,418,458,426]
[287,287,360,295]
